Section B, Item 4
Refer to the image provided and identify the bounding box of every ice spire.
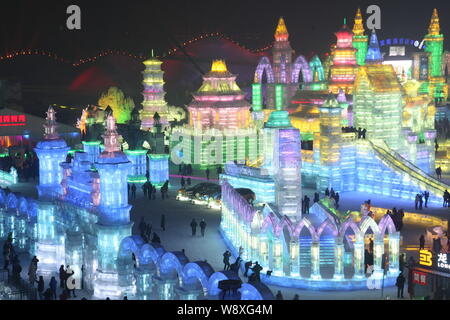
[274,17,289,42]
[210,59,228,73]
[352,8,365,36]
[102,115,121,153]
[428,8,440,36]
[43,106,59,140]
[365,29,383,64]
[323,92,340,108]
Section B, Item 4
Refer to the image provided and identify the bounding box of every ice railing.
[366,139,450,194]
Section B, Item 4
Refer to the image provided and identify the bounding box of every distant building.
[0,107,79,149]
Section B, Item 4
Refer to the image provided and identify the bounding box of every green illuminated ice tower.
[422,9,448,102]
[352,8,368,66]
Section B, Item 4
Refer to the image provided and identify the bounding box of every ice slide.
[367,140,450,198]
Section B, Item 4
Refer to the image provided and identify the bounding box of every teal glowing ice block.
[148,154,169,187]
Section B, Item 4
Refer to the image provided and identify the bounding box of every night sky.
[1,0,450,58]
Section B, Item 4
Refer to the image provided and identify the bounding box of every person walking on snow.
[190,219,198,236]
[200,219,207,237]
[396,272,406,299]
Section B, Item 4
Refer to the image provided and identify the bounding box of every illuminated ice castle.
[249,9,448,204]
[253,17,325,118]
[219,8,450,291]
[220,94,402,289]
[0,108,274,300]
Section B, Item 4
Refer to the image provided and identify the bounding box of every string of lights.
[0,32,273,67]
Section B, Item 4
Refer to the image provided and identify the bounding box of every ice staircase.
[299,236,312,268]
[368,140,450,198]
[319,235,335,266]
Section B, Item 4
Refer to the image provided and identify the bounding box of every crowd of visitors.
[0,150,38,182]
[341,126,367,139]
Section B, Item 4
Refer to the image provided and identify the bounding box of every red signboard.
[0,114,26,126]
[413,271,427,285]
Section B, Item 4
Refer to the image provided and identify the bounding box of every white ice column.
[389,232,400,275]
[334,237,344,280]
[310,241,321,280]
[353,241,365,279]
[272,237,283,276]
[289,240,300,277]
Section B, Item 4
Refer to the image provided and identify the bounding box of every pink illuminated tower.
[188,60,251,130]
[328,20,358,94]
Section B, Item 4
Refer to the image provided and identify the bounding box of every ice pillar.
[373,237,384,277]
[389,232,400,274]
[250,231,260,263]
[334,237,344,280]
[353,241,365,279]
[310,241,321,280]
[259,235,269,270]
[148,154,169,187]
[289,240,300,277]
[135,264,156,300]
[272,237,283,276]
[125,150,148,184]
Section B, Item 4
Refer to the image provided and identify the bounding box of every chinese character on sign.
[419,250,433,267]
[420,274,426,285]
[413,271,427,285]
[438,253,448,264]
[0,114,27,126]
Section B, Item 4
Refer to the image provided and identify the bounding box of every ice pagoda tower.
[263,85,302,219]
[140,53,170,131]
[352,8,368,66]
[421,9,448,102]
[34,106,70,275]
[172,60,262,167]
[35,106,70,200]
[94,115,134,299]
[328,20,358,94]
